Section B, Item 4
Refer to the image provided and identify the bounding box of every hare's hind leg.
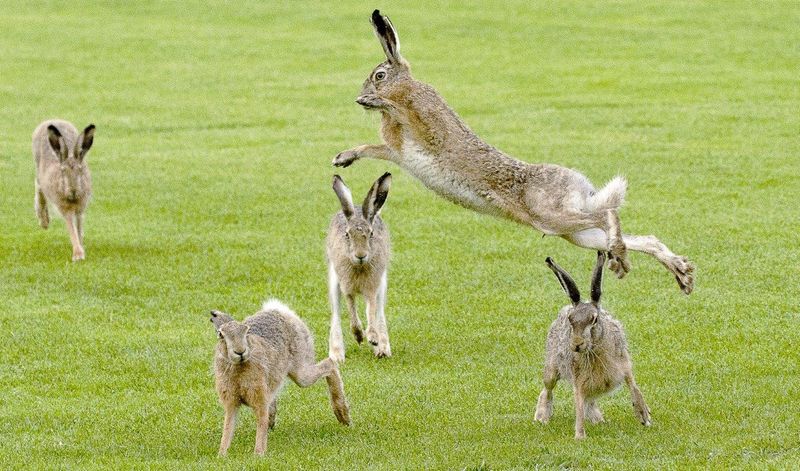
[563,228,695,294]
[625,372,652,426]
[325,365,352,425]
[34,180,49,229]
[604,209,630,278]
[268,397,277,430]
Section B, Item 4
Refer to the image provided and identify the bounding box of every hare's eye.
[375,71,386,80]
[344,232,351,240]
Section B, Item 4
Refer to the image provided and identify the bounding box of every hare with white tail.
[327,173,392,361]
[32,120,95,261]
[210,300,351,457]
[334,10,695,294]
[534,252,651,439]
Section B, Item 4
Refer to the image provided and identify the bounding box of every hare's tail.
[586,176,627,212]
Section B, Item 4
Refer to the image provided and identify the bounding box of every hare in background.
[334,10,695,294]
[32,119,95,261]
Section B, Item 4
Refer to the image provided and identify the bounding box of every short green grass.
[1,1,798,469]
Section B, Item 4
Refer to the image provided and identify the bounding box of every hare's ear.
[363,172,392,223]
[47,125,68,162]
[545,257,581,305]
[210,310,234,330]
[332,175,356,219]
[590,251,606,305]
[371,10,406,66]
[75,124,95,161]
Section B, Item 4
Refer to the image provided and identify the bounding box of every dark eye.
[344,232,350,240]
[375,71,386,80]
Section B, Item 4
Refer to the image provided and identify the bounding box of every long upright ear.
[363,172,392,223]
[75,124,95,160]
[47,125,68,162]
[371,10,406,66]
[332,175,356,219]
[210,310,234,330]
[590,251,606,305]
[545,257,581,305]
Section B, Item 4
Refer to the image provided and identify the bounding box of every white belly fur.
[400,142,497,215]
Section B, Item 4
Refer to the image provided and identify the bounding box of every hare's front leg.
[364,294,380,350]
[253,392,275,456]
[573,385,587,440]
[333,144,393,168]
[34,180,49,229]
[328,265,346,362]
[64,212,85,261]
[373,270,391,358]
[534,365,558,423]
[218,403,239,457]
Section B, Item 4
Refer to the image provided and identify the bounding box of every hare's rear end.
[32,119,95,261]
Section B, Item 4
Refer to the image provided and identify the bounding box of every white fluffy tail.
[262,298,295,316]
[586,176,627,212]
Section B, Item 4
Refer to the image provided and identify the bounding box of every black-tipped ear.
[590,251,606,305]
[210,310,234,330]
[545,257,581,305]
[47,125,67,162]
[76,124,95,160]
[332,175,356,219]
[363,172,392,222]
[371,10,404,65]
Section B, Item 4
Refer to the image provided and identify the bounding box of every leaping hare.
[32,119,95,261]
[327,173,392,361]
[333,10,695,294]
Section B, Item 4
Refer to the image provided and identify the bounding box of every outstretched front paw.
[355,94,387,109]
[607,242,631,279]
[671,256,696,295]
[333,149,358,167]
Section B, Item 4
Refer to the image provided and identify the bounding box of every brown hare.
[327,173,392,361]
[534,252,651,439]
[210,300,351,456]
[32,119,95,261]
[334,10,694,294]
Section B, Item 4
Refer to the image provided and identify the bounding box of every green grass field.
[1,1,798,469]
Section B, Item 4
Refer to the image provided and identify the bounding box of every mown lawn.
[1,1,798,469]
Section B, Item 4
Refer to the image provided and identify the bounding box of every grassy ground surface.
[1,1,798,469]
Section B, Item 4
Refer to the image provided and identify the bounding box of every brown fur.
[32,119,95,261]
[534,253,651,439]
[210,300,350,456]
[327,174,392,361]
[334,10,695,294]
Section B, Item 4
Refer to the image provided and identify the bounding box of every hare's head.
[546,252,607,353]
[47,124,94,200]
[332,173,392,265]
[358,10,412,108]
[210,310,251,364]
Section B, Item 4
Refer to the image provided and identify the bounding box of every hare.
[327,173,392,361]
[32,119,95,261]
[333,10,695,294]
[210,300,351,456]
[534,252,651,439]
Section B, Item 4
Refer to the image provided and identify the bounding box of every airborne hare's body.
[335,10,695,294]
[32,119,95,261]
[327,173,392,361]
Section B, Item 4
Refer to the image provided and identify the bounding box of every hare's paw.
[333,149,359,167]
[534,391,553,423]
[373,340,391,359]
[366,326,379,346]
[355,94,387,109]
[670,256,695,294]
[585,405,605,424]
[607,242,630,279]
[72,246,85,262]
[329,345,346,363]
